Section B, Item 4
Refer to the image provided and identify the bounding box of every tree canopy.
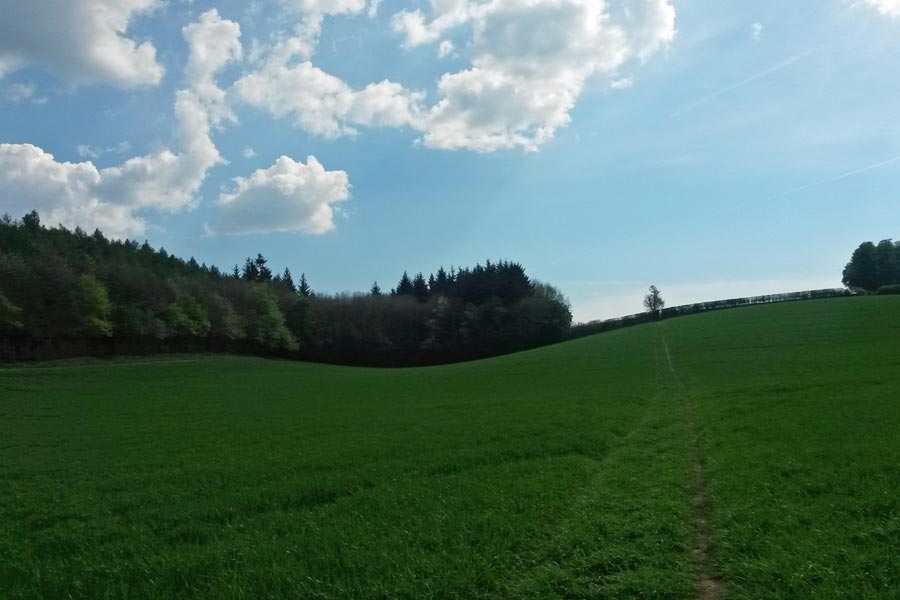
[843,239,900,292]
[0,211,571,365]
[643,285,665,313]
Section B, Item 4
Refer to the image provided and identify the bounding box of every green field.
[2,296,899,599]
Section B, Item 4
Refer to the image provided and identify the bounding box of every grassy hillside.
[1,296,898,599]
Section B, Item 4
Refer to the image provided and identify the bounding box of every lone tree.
[643,285,665,313]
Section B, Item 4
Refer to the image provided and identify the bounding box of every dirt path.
[661,335,725,600]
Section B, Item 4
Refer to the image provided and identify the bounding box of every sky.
[1,0,899,322]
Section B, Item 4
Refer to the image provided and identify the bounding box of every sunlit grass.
[1,296,898,598]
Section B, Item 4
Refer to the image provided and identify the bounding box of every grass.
[1,295,898,598]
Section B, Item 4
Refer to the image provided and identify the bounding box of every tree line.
[842,239,900,293]
[0,212,572,365]
[571,288,856,340]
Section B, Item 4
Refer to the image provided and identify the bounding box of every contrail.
[541,152,900,271]
[672,48,819,117]
[658,153,900,236]
[771,153,900,198]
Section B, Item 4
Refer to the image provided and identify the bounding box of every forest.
[0,212,572,365]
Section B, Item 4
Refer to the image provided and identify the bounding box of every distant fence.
[570,288,857,340]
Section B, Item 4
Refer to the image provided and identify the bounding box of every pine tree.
[298,273,312,297]
[281,268,296,291]
[371,281,382,296]
[254,254,273,281]
[412,273,429,302]
[242,257,259,281]
[395,271,414,296]
[433,266,450,295]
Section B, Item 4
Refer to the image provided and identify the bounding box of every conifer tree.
[412,273,429,302]
[281,268,296,291]
[298,273,312,297]
[254,254,273,281]
[242,257,259,281]
[395,271,414,296]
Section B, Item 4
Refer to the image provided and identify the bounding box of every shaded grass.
[0,324,698,599]
[1,295,899,598]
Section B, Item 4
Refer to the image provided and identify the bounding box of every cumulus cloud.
[231,0,425,138]
[0,0,164,87]
[233,60,425,137]
[93,11,243,215]
[211,155,350,235]
[438,40,455,57]
[238,0,673,152]
[396,0,676,151]
[861,0,900,17]
[254,0,370,64]
[0,10,242,237]
[391,0,483,47]
[183,9,243,106]
[0,143,146,236]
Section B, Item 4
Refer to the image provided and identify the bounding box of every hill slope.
[2,296,899,599]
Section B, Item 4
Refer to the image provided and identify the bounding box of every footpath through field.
[661,331,724,600]
[501,324,724,598]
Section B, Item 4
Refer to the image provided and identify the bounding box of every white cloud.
[752,22,763,41]
[610,75,634,89]
[0,144,147,236]
[233,61,424,137]
[211,155,350,235]
[284,0,368,14]
[438,40,455,57]
[242,146,257,158]
[391,1,483,48]
[392,0,676,151]
[861,0,900,18]
[0,0,164,87]
[424,67,579,151]
[183,9,243,106]
[93,11,243,215]
[0,11,242,237]
[235,0,673,153]
[254,0,369,65]
[233,0,424,140]
[96,88,225,212]
[76,142,132,160]
[5,83,34,102]
[76,145,102,160]
[368,0,384,17]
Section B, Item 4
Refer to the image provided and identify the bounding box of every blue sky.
[1,0,899,321]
